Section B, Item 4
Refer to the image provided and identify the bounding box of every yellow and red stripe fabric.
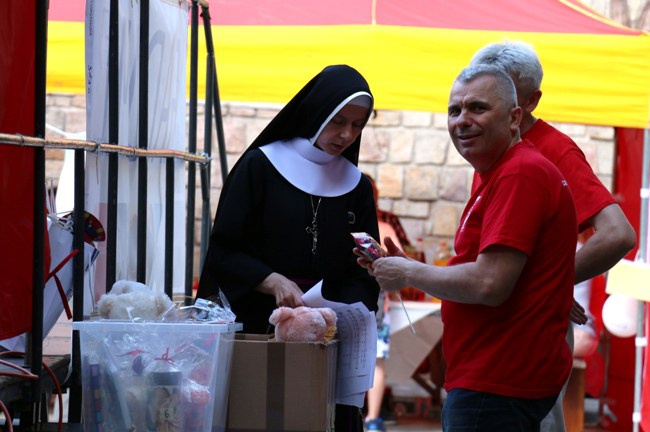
[48,0,650,127]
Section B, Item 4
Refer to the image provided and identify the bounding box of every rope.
[0,132,210,165]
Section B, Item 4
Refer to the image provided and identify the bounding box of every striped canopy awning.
[48,0,650,128]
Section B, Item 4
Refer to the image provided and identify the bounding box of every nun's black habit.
[197,65,381,334]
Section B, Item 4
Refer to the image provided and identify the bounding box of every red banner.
[0,0,37,340]
[607,128,644,431]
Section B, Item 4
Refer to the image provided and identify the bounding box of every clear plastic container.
[73,320,241,432]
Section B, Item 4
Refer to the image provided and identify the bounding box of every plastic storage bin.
[73,320,241,432]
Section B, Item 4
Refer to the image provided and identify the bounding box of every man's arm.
[574,203,636,284]
[371,244,527,306]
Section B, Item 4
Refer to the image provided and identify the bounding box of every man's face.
[447,74,521,172]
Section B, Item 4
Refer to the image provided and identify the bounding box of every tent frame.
[0,0,226,426]
[633,130,650,432]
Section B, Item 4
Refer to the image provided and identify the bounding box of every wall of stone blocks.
[44,95,617,276]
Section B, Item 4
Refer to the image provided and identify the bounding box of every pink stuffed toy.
[268,306,338,343]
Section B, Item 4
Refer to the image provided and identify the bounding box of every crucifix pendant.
[306,195,322,255]
[306,221,318,254]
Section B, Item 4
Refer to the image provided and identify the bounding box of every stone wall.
[45,95,616,273]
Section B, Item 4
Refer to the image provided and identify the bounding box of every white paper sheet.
[302,280,377,407]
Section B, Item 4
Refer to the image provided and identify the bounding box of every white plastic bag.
[0,221,99,352]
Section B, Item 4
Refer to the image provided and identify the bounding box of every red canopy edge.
[50,0,642,34]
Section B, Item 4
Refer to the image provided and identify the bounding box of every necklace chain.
[306,195,322,255]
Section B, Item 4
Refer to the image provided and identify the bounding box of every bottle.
[406,237,426,301]
[146,355,182,431]
[433,241,452,267]
[415,237,426,263]
[428,241,452,302]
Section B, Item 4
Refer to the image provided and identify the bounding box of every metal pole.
[106,0,120,293]
[199,3,230,273]
[186,0,199,302]
[200,4,228,184]
[137,0,150,283]
[165,158,175,298]
[199,42,214,272]
[27,0,48,421]
[68,146,86,423]
[632,128,649,432]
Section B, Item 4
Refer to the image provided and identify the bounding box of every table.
[0,314,72,421]
[386,300,442,386]
[0,354,70,405]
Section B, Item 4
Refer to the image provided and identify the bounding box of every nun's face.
[315,104,369,156]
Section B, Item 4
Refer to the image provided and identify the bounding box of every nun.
[197,64,381,431]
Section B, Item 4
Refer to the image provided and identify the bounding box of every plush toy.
[97,280,175,321]
[268,306,337,343]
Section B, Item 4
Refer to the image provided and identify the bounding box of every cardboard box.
[226,334,337,431]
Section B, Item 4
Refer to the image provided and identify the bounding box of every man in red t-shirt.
[356,65,577,430]
[469,41,636,432]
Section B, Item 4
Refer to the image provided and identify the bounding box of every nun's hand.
[354,236,409,276]
[256,272,304,308]
[353,247,375,274]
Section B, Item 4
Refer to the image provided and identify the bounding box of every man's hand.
[354,235,408,273]
[256,272,304,308]
[366,244,527,306]
[372,256,417,292]
[383,236,407,258]
[569,299,588,325]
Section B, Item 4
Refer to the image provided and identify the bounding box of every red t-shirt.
[443,140,576,398]
[472,119,616,230]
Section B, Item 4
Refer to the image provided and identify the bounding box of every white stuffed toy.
[97,280,174,321]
